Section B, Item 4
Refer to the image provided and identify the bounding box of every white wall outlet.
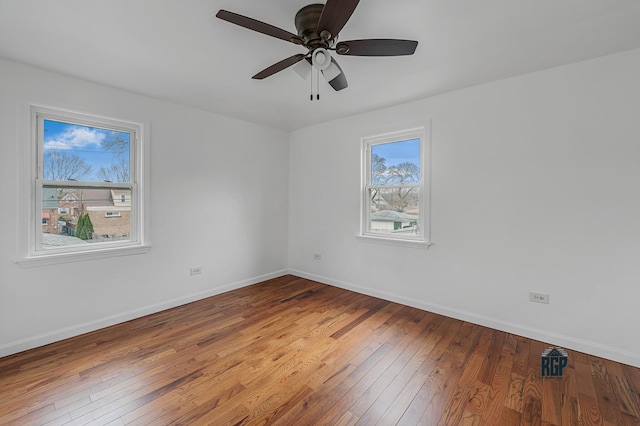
[190,267,202,276]
[313,254,322,261]
[529,292,549,304]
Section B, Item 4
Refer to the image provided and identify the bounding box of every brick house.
[41,189,81,235]
[41,188,131,241]
[82,189,131,241]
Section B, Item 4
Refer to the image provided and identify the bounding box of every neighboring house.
[370,210,418,233]
[41,187,59,234]
[111,189,131,208]
[82,189,131,241]
[59,191,81,217]
[41,189,83,235]
[57,191,82,236]
[41,188,132,241]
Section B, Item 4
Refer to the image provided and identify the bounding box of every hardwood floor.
[1,275,639,425]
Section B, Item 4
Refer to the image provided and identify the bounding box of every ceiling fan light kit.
[312,48,331,70]
[216,0,418,99]
[293,60,312,80]
[322,60,341,81]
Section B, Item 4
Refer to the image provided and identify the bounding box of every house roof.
[42,188,59,209]
[370,210,418,222]
[42,233,88,247]
[78,189,114,207]
[61,192,79,201]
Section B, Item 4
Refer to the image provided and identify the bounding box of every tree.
[371,154,387,185]
[101,134,129,156]
[98,134,130,182]
[380,187,417,212]
[75,213,94,240]
[381,161,420,212]
[370,154,387,206]
[76,214,86,240]
[97,158,130,183]
[369,156,421,212]
[43,152,92,180]
[84,214,94,240]
[387,162,420,185]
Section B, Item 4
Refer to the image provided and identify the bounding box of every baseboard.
[0,269,289,358]
[288,269,640,369]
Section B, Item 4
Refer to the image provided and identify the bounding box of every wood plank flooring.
[1,275,639,425]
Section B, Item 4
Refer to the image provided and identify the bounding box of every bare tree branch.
[97,158,130,183]
[373,160,420,212]
[387,161,419,185]
[101,134,129,157]
[44,152,92,180]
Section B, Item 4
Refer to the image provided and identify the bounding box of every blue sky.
[371,138,420,167]
[44,120,130,181]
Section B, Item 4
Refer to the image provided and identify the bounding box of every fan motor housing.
[295,4,328,48]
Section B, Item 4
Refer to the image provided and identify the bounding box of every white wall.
[0,59,290,356]
[289,49,640,367]
[3,49,640,367]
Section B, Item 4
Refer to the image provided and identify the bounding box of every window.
[20,105,149,265]
[361,127,430,246]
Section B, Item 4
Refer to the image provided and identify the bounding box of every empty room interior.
[1,1,640,424]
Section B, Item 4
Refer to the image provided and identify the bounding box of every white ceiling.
[1,0,640,131]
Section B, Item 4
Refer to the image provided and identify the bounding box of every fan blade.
[216,10,302,44]
[324,57,348,91]
[252,54,306,80]
[336,39,418,56]
[317,0,360,39]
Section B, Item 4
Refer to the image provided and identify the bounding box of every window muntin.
[31,106,143,258]
[362,128,428,243]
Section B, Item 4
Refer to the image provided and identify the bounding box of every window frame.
[18,104,150,267]
[359,127,431,248]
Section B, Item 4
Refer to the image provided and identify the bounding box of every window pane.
[41,186,132,248]
[371,139,420,185]
[43,119,131,183]
[368,187,420,236]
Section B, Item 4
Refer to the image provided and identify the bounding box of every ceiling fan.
[216,0,418,96]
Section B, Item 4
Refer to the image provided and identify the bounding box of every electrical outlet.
[529,292,549,304]
[190,267,202,276]
[313,254,322,261]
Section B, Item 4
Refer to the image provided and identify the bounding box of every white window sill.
[17,244,151,268]
[356,235,432,249]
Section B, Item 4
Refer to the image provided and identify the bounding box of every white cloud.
[44,126,108,151]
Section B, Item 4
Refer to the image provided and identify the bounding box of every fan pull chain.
[310,67,321,101]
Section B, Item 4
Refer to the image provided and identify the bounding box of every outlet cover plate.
[529,292,549,304]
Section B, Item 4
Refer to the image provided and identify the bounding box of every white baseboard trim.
[288,269,640,369]
[0,269,289,358]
